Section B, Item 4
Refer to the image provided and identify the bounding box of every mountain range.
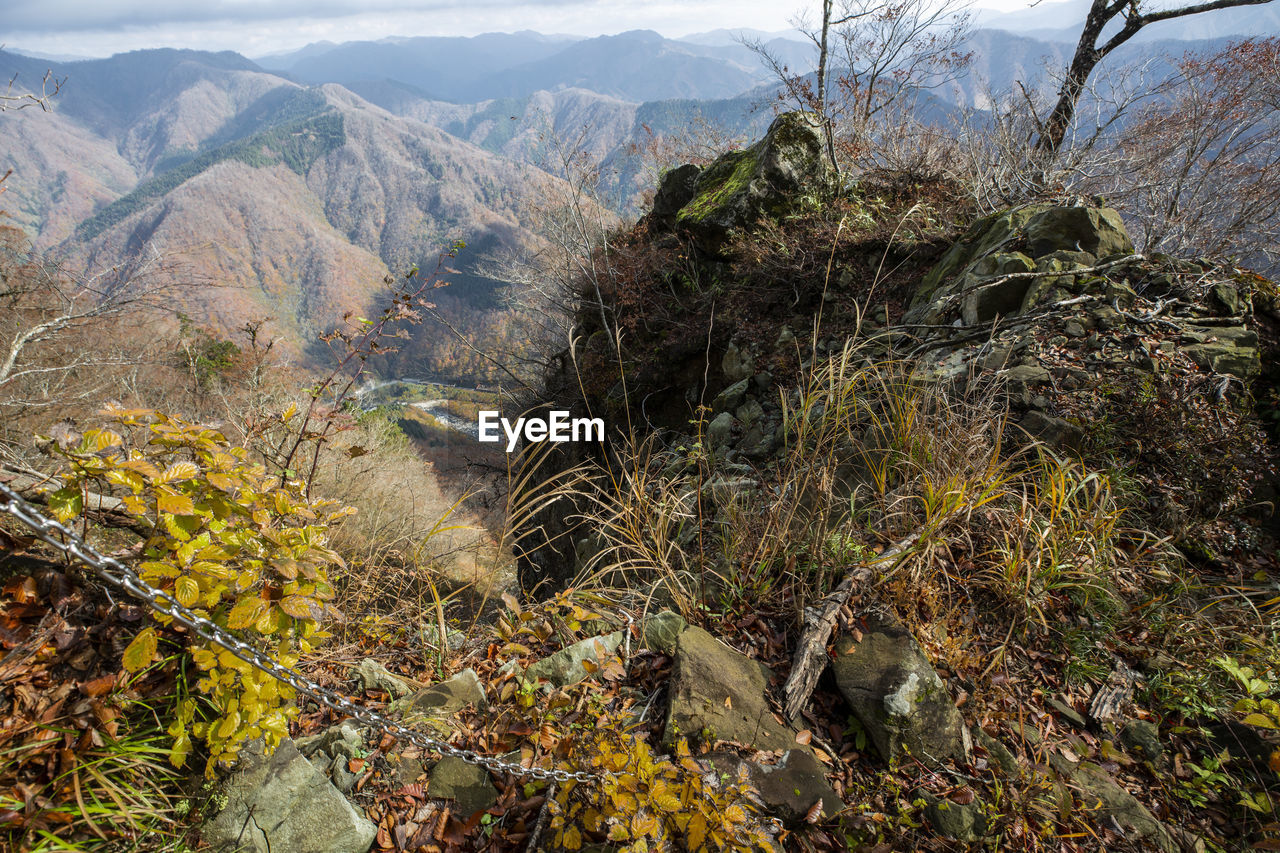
[1,16,1270,368]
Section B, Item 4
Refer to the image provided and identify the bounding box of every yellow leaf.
[157,487,195,516]
[174,576,200,607]
[279,595,321,621]
[159,461,200,484]
[122,627,158,672]
[560,825,582,850]
[608,823,630,842]
[1242,713,1278,729]
[227,597,265,630]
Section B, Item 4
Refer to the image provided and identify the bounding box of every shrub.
[45,405,351,774]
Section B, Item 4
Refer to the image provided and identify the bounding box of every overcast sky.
[6,0,1036,59]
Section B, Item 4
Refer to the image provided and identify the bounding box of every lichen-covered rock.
[392,668,486,723]
[664,626,806,753]
[641,611,688,653]
[428,756,497,816]
[526,631,623,686]
[355,658,413,698]
[675,111,835,253]
[831,615,965,764]
[201,739,376,853]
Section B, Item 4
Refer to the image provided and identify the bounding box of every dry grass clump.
[574,342,1159,637]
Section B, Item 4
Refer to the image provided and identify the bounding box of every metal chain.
[0,480,596,785]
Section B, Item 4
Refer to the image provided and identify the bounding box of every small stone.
[1049,697,1088,730]
[831,615,965,764]
[1049,756,1178,852]
[428,756,497,816]
[1064,320,1086,338]
[356,659,413,698]
[722,341,754,382]
[201,739,377,853]
[973,728,1018,775]
[526,632,623,686]
[707,412,735,448]
[641,611,688,654]
[776,327,796,350]
[1119,720,1164,767]
[713,379,750,413]
[746,750,841,824]
[753,371,773,391]
[920,790,986,843]
[393,669,487,721]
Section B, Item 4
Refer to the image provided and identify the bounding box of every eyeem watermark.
[477,411,604,452]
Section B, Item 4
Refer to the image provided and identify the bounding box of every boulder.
[526,631,623,686]
[663,627,805,753]
[676,112,835,253]
[707,411,735,449]
[201,739,376,853]
[722,340,755,382]
[831,616,965,764]
[428,756,498,816]
[646,163,703,231]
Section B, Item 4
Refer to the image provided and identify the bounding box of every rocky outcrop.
[526,631,623,686]
[670,111,836,254]
[202,738,376,853]
[428,757,498,816]
[831,616,966,764]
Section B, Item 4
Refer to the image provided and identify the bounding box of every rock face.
[356,658,413,698]
[673,111,835,253]
[831,616,965,764]
[664,627,805,752]
[745,750,841,825]
[202,739,377,853]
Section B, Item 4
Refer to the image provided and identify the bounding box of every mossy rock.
[675,111,835,255]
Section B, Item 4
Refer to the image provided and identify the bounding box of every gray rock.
[296,720,365,763]
[641,611,688,654]
[428,756,497,816]
[1050,755,1178,852]
[1049,697,1088,730]
[392,668,486,721]
[973,727,1018,775]
[961,252,1037,325]
[713,379,750,413]
[526,632,623,686]
[1119,720,1164,768]
[831,615,965,764]
[646,163,703,231]
[1023,206,1133,260]
[707,412,735,448]
[1020,411,1083,451]
[676,111,836,253]
[664,627,805,753]
[920,790,986,843]
[355,658,413,699]
[202,739,376,853]
[722,341,755,382]
[746,750,841,825]
[735,397,764,427]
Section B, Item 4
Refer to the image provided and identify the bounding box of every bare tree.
[1035,0,1277,156]
[1086,38,1280,271]
[745,0,972,174]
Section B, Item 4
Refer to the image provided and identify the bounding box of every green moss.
[676,148,757,225]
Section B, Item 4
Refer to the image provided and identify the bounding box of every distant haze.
[10,0,1048,59]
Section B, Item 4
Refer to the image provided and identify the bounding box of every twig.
[526,782,556,852]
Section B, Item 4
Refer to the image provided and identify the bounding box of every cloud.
[8,0,587,33]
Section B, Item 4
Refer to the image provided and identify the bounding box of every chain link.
[0,481,597,785]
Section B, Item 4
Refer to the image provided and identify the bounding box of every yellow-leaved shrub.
[45,405,353,774]
[550,730,775,852]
